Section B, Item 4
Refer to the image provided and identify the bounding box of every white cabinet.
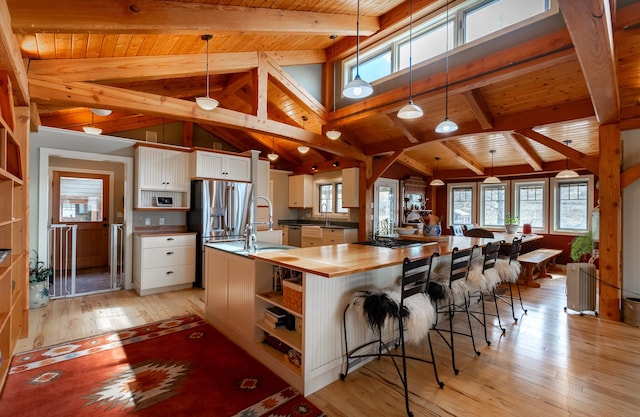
[135,145,190,209]
[288,174,313,208]
[190,150,251,182]
[133,233,196,295]
[204,247,256,341]
[255,159,272,223]
[342,167,359,207]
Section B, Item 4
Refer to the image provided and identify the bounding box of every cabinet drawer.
[139,264,195,289]
[301,226,322,239]
[142,234,195,249]
[141,246,195,267]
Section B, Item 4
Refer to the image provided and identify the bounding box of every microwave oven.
[154,196,174,207]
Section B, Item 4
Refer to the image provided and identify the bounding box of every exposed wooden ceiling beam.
[439,140,485,175]
[390,114,420,143]
[462,89,494,129]
[0,0,28,104]
[558,0,619,124]
[28,76,367,160]
[397,153,432,177]
[515,127,600,174]
[509,132,544,171]
[8,0,379,36]
[27,50,327,83]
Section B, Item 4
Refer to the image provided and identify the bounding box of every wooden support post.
[598,124,621,321]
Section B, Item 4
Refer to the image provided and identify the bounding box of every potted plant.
[504,213,519,234]
[29,250,51,309]
[570,232,593,262]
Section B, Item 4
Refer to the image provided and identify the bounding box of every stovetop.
[353,238,431,249]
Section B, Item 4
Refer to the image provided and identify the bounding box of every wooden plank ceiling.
[3,0,640,180]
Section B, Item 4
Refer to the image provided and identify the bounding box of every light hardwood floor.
[16,276,640,417]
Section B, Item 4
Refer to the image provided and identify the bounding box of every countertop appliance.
[187,179,252,287]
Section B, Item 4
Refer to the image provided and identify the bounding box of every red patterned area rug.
[0,315,325,417]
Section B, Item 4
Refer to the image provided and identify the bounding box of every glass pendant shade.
[196,96,219,111]
[297,146,310,154]
[196,34,218,111]
[90,108,112,116]
[556,169,579,178]
[398,101,423,119]
[326,129,341,140]
[430,178,445,186]
[435,118,458,133]
[267,152,279,161]
[343,75,373,99]
[483,176,501,184]
[82,126,102,135]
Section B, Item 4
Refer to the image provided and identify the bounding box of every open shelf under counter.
[254,340,302,377]
[256,291,302,318]
[255,320,302,353]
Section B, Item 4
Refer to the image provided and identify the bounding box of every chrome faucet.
[245,195,274,253]
[321,203,330,226]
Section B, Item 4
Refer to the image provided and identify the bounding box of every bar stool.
[467,241,504,345]
[430,246,480,375]
[495,236,528,322]
[340,253,443,416]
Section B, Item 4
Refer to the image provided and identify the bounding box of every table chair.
[430,246,480,375]
[464,228,495,238]
[341,253,443,416]
[495,236,528,322]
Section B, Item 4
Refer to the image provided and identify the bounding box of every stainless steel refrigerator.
[187,179,253,287]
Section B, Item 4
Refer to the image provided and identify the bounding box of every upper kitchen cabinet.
[288,175,312,208]
[190,149,251,182]
[342,167,359,208]
[135,144,190,209]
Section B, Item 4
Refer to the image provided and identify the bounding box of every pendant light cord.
[205,36,210,98]
[409,0,414,100]
[331,35,337,118]
[444,1,450,118]
[355,0,361,75]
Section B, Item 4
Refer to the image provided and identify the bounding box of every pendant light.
[267,136,279,162]
[342,0,373,99]
[82,112,102,135]
[430,157,445,186]
[435,1,458,133]
[298,116,310,154]
[484,149,501,183]
[90,108,112,116]
[398,0,423,119]
[326,35,342,140]
[556,139,579,178]
[196,34,219,111]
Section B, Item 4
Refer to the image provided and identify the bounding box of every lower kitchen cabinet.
[133,233,196,295]
[301,226,358,247]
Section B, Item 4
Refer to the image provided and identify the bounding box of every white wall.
[622,128,640,299]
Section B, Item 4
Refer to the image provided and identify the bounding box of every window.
[464,0,550,43]
[551,176,594,234]
[448,183,476,225]
[59,177,104,222]
[343,0,551,89]
[316,181,349,217]
[479,182,509,228]
[513,179,548,233]
[374,179,399,236]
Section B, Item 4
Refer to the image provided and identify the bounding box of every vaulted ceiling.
[2,0,639,180]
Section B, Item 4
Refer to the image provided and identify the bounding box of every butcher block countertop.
[251,234,543,278]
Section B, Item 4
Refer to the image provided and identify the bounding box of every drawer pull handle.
[166,251,174,255]
[166,271,174,275]
[167,237,174,241]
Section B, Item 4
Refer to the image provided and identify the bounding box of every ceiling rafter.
[8,0,380,36]
[462,89,494,129]
[509,132,543,171]
[515,128,600,174]
[558,0,619,124]
[28,75,367,160]
[439,140,485,175]
[27,50,327,83]
[0,0,28,104]
[397,153,432,177]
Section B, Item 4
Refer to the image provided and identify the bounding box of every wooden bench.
[517,248,563,287]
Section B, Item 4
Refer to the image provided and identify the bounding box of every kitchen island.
[204,235,528,395]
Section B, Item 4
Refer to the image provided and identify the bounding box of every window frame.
[447,182,477,226]
[313,177,350,219]
[550,174,594,235]
[512,178,549,234]
[478,180,512,230]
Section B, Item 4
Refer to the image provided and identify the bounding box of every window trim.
[478,180,512,230]
[550,174,594,236]
[313,176,350,220]
[512,178,549,234]
[447,182,477,226]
